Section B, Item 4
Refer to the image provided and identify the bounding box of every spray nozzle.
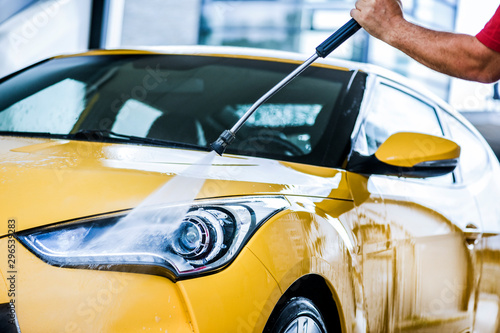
[210,130,235,156]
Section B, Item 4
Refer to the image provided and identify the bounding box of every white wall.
[106,0,201,48]
[0,0,91,79]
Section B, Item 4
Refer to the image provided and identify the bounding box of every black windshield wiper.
[0,131,66,138]
[70,130,207,151]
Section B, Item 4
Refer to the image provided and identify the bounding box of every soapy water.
[84,150,218,254]
[117,151,217,227]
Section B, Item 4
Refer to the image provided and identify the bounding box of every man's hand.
[350,0,404,43]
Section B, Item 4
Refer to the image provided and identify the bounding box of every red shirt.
[477,6,500,52]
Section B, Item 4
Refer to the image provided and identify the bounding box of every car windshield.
[0,53,366,167]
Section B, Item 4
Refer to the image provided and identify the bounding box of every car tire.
[267,297,328,333]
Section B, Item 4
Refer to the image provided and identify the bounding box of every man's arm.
[350,0,500,83]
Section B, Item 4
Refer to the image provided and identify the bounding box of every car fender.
[247,197,364,333]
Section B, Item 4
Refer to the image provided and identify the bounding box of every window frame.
[350,76,457,185]
[437,106,493,186]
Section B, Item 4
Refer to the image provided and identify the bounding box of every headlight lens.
[18,197,288,279]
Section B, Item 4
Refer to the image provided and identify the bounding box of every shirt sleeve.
[476,6,500,53]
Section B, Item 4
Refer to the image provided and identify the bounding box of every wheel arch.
[263,274,345,332]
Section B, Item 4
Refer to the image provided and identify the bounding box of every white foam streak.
[86,151,217,252]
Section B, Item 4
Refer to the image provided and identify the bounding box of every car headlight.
[18,196,288,279]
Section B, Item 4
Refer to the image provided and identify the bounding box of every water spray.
[210,18,362,156]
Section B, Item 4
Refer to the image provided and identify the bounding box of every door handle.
[464,223,481,246]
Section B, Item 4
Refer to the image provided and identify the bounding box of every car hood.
[0,136,351,233]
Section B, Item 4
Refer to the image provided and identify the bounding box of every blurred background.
[0,0,499,154]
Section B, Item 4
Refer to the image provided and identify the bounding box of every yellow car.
[0,46,499,333]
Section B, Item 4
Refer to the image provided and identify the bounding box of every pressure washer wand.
[210,18,361,156]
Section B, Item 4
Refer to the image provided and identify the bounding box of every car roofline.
[54,45,362,70]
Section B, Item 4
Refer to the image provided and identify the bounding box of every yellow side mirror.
[348,132,460,178]
[375,132,460,168]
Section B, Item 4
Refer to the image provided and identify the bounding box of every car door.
[348,80,480,332]
[438,109,500,332]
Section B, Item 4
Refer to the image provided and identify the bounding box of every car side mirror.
[347,132,460,178]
